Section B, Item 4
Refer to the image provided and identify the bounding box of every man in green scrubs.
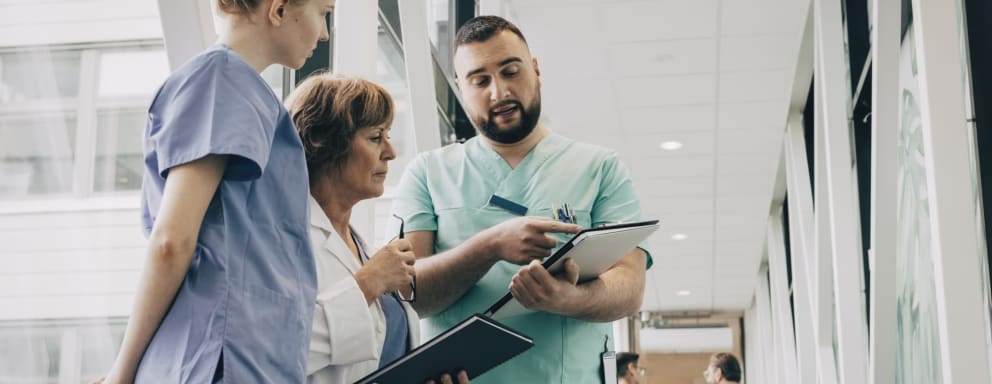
[392,15,651,383]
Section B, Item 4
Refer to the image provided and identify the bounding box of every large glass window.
[0,50,82,102]
[0,1,168,383]
[96,48,167,98]
[94,46,169,194]
[955,0,992,372]
[377,14,416,189]
[94,109,144,193]
[428,0,453,76]
[0,320,126,384]
[0,43,168,200]
[895,21,943,383]
[0,114,77,197]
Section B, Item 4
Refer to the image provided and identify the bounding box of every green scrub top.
[392,133,651,383]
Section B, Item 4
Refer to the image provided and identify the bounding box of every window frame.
[0,40,166,209]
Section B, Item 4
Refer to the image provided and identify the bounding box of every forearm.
[412,232,498,317]
[111,237,196,380]
[566,249,646,322]
[107,156,224,382]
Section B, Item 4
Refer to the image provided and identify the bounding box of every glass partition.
[376,15,416,189]
[894,21,943,383]
[0,2,167,383]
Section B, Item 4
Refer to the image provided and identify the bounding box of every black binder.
[353,314,533,384]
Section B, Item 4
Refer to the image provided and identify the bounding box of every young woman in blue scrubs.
[96,1,335,383]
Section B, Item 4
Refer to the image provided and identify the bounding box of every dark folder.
[353,314,533,384]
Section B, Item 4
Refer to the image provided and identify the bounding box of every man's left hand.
[509,258,584,316]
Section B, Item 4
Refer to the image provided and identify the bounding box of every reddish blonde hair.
[285,73,395,183]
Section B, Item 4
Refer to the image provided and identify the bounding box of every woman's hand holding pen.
[484,217,582,265]
[355,239,415,304]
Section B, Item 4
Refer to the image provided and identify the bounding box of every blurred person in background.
[703,352,742,384]
[616,352,644,384]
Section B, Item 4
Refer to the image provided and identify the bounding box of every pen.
[391,214,415,302]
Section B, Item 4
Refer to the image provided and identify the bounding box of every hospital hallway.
[2,0,992,383]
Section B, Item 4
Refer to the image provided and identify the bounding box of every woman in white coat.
[287,75,421,384]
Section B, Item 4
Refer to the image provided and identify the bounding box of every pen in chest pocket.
[552,202,576,224]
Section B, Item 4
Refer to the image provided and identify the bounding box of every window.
[895,21,944,383]
[94,46,169,194]
[0,320,127,384]
[0,113,77,196]
[93,109,145,192]
[377,14,417,189]
[0,42,169,200]
[0,3,168,384]
[428,0,453,76]
[0,49,82,102]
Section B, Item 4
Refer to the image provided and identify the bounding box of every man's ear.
[532,57,541,78]
[267,0,287,26]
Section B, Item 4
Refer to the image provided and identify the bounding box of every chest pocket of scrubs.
[532,208,592,246]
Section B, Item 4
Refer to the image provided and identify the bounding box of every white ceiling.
[505,0,809,312]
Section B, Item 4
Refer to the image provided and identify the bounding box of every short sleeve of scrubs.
[148,55,272,181]
[592,152,653,269]
[392,153,438,232]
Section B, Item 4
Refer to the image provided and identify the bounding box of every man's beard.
[477,97,542,144]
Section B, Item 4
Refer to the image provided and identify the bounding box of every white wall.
[0,203,144,320]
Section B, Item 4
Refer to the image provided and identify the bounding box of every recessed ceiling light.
[659,141,683,151]
[671,233,688,241]
[676,290,692,296]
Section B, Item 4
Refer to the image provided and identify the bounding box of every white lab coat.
[306,197,420,384]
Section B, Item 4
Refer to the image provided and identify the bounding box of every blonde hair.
[217,0,304,15]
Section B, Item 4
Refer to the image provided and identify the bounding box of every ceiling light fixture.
[676,290,692,296]
[659,141,683,151]
[671,233,688,241]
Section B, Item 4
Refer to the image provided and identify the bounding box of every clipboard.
[353,314,533,384]
[484,219,660,320]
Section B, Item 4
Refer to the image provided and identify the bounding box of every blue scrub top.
[136,44,317,383]
[392,133,651,383]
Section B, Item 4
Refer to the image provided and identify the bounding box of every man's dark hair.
[455,15,528,47]
[710,352,742,382]
[616,352,639,376]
